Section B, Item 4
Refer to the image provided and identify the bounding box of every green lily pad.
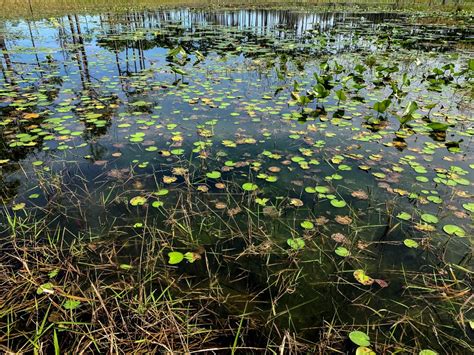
[420,213,438,224]
[396,212,411,221]
[335,246,350,257]
[242,183,258,191]
[463,202,474,213]
[168,251,184,265]
[330,199,346,208]
[155,189,169,196]
[287,238,305,250]
[443,224,465,237]
[315,186,330,193]
[184,252,199,263]
[206,171,221,179]
[300,220,314,229]
[349,330,371,347]
[419,350,437,355]
[12,203,26,211]
[427,196,442,204]
[130,196,146,206]
[403,239,419,248]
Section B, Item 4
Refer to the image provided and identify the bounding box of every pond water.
[0,3,473,354]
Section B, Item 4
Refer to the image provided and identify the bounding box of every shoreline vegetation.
[0,0,473,19]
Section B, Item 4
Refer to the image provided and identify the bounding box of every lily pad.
[287,238,305,250]
[242,183,258,191]
[130,196,146,206]
[315,186,330,193]
[12,203,26,211]
[356,347,376,355]
[442,224,465,237]
[330,199,347,208]
[155,189,169,196]
[300,220,314,229]
[168,251,184,265]
[353,270,374,286]
[396,212,411,221]
[335,246,350,257]
[349,330,371,347]
[420,213,438,224]
[463,202,474,213]
[403,239,419,248]
[206,171,221,179]
[419,350,437,355]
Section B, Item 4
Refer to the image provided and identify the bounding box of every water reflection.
[0,7,471,197]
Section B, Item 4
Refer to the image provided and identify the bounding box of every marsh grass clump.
[1,174,472,353]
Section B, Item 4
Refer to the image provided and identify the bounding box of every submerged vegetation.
[0,1,473,354]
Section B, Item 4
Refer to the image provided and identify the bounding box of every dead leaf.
[335,215,352,225]
[331,233,348,243]
[351,190,368,200]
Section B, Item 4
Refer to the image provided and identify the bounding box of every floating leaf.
[206,171,221,179]
[397,212,411,221]
[63,300,81,310]
[330,199,346,208]
[130,196,146,206]
[290,198,304,207]
[155,189,169,196]
[36,282,54,295]
[48,269,59,278]
[462,203,474,213]
[349,330,371,347]
[374,278,389,288]
[403,239,419,248]
[242,183,258,191]
[163,176,177,184]
[420,213,438,224]
[287,238,305,250]
[427,122,449,132]
[152,201,164,208]
[315,186,330,194]
[419,350,438,355]
[300,220,314,229]
[353,270,374,286]
[356,347,376,355]
[12,203,26,211]
[335,246,350,257]
[168,251,184,265]
[443,224,465,237]
[184,252,199,263]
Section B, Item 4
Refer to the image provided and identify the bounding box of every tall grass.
[0,0,472,20]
